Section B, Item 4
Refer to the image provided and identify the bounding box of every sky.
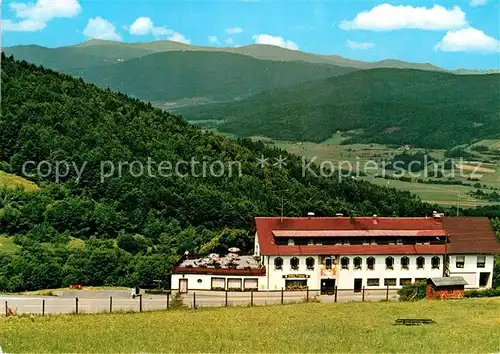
[1,0,499,70]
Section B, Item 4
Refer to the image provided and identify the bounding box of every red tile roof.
[443,217,500,254]
[255,216,499,255]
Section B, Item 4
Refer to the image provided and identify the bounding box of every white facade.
[258,254,445,290]
[171,273,266,292]
[449,254,494,288]
[254,233,495,290]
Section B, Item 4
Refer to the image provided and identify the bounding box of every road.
[0,290,399,315]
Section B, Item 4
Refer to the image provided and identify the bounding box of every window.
[385,257,394,270]
[415,278,426,283]
[275,239,287,246]
[211,277,225,290]
[417,256,425,269]
[325,257,332,270]
[306,257,315,270]
[274,257,283,270]
[431,256,440,269]
[477,255,486,268]
[353,257,362,270]
[285,279,307,290]
[227,278,242,291]
[294,238,308,246]
[456,255,465,268]
[401,256,409,270]
[400,278,412,286]
[367,257,375,270]
[341,257,349,270]
[244,278,258,290]
[384,278,397,286]
[367,278,379,286]
[290,257,299,270]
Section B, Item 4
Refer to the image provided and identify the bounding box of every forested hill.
[71,51,357,102]
[180,69,500,149]
[0,55,436,291]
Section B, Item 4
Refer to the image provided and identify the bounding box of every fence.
[0,286,400,316]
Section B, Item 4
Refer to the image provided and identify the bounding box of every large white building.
[171,216,499,293]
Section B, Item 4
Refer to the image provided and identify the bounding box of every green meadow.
[1,299,499,353]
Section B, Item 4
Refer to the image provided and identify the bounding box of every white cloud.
[252,34,299,50]
[225,37,234,45]
[2,0,81,32]
[434,27,500,53]
[83,17,121,41]
[470,0,488,7]
[346,40,375,50]
[226,27,243,34]
[2,19,46,31]
[339,4,467,31]
[168,32,191,44]
[129,17,169,36]
[208,35,220,44]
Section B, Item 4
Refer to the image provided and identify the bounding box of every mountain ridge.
[2,39,449,72]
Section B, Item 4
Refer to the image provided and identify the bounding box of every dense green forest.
[0,55,446,292]
[181,69,500,149]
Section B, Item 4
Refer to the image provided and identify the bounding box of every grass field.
[0,171,39,191]
[0,235,19,254]
[1,299,499,353]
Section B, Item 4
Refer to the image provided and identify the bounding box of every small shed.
[426,277,467,300]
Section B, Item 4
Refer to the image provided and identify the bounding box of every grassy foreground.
[1,299,499,353]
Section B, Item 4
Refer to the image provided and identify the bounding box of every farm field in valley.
[1,298,499,353]
[268,137,500,208]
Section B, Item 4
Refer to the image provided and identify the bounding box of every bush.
[398,282,427,301]
[169,292,186,309]
[464,288,500,298]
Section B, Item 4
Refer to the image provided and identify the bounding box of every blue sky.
[2,0,499,69]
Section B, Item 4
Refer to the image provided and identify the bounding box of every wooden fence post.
[5,301,7,316]
[193,292,196,309]
[109,296,113,313]
[75,297,79,314]
[225,290,228,307]
[334,286,338,303]
[306,287,309,302]
[166,293,170,310]
[386,285,389,301]
[281,288,284,305]
[362,286,365,302]
[42,299,45,316]
[250,290,254,307]
[139,294,143,312]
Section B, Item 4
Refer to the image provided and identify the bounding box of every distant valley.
[3,39,500,150]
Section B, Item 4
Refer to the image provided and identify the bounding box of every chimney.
[373,214,379,225]
[335,213,344,217]
[307,212,315,217]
